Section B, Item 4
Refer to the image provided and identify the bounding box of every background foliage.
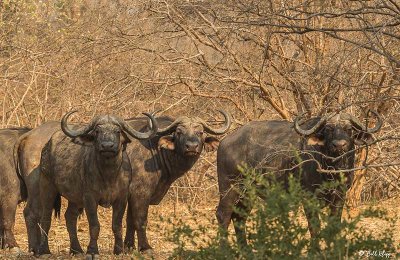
[1,0,399,217]
[168,168,398,259]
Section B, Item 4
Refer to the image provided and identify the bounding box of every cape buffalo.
[36,111,158,258]
[0,127,30,254]
[216,111,382,245]
[123,110,232,254]
[14,121,61,253]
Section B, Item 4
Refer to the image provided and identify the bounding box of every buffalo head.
[156,110,232,157]
[294,110,382,156]
[61,111,158,158]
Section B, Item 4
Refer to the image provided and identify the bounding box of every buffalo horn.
[349,110,383,133]
[155,117,185,136]
[199,110,232,135]
[294,113,327,136]
[119,113,158,140]
[147,109,162,129]
[61,111,98,138]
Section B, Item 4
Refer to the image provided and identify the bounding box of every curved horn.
[61,111,97,138]
[156,116,185,136]
[199,110,232,135]
[294,113,327,136]
[349,110,383,133]
[148,109,162,129]
[119,112,159,140]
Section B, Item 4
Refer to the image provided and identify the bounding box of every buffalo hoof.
[70,252,85,257]
[124,245,135,253]
[85,253,100,260]
[141,249,154,258]
[113,247,123,255]
[70,248,85,255]
[9,247,22,256]
[38,254,52,259]
[124,247,135,254]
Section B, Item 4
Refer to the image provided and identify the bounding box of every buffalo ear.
[121,131,132,151]
[306,134,325,146]
[121,131,132,144]
[354,132,374,145]
[204,136,220,152]
[71,134,95,146]
[158,135,175,150]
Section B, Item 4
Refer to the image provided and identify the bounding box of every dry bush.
[1,0,399,211]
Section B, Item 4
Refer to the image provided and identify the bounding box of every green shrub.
[167,167,398,259]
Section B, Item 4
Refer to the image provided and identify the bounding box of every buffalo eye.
[196,131,203,136]
[175,129,182,136]
[324,126,333,133]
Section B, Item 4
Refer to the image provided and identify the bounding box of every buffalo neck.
[300,140,356,171]
[322,145,356,172]
[160,148,199,178]
[148,147,200,204]
[92,150,123,182]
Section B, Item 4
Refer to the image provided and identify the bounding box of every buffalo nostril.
[101,142,114,149]
[332,140,348,149]
[185,143,199,150]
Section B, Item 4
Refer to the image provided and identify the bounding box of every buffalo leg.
[329,200,344,218]
[0,207,4,248]
[24,168,42,253]
[329,199,344,219]
[0,229,3,249]
[328,190,346,238]
[1,200,19,249]
[123,202,136,251]
[112,199,127,255]
[328,188,346,220]
[216,182,240,247]
[83,196,100,257]
[231,200,252,247]
[24,194,41,253]
[303,203,321,250]
[65,202,84,255]
[38,177,59,255]
[129,198,152,252]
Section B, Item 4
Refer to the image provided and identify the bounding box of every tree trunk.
[347,149,367,207]
[346,73,389,207]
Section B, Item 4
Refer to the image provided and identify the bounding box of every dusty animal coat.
[123,111,231,253]
[36,112,157,258]
[0,127,30,252]
[14,121,62,252]
[216,111,382,245]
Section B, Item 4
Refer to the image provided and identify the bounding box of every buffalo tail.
[53,194,61,219]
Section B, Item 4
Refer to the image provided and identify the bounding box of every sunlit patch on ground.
[1,196,399,259]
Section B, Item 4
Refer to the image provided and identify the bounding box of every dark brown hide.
[36,113,157,257]
[216,112,381,246]
[13,121,61,252]
[123,111,231,253]
[0,127,30,252]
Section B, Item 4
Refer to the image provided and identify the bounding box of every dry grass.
[1,198,212,259]
[1,1,400,259]
[1,193,399,259]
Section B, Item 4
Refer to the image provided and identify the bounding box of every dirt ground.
[1,195,399,259]
[0,194,219,260]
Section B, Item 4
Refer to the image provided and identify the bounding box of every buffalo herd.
[0,108,382,257]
